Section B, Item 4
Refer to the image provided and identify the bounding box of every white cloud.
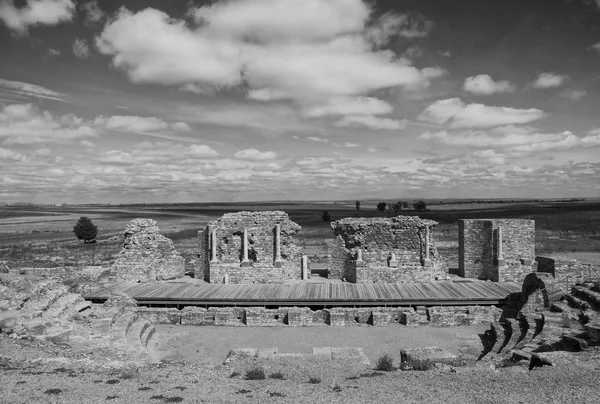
[418,98,545,128]
[0,78,65,101]
[592,42,600,53]
[0,0,75,34]
[95,115,169,132]
[560,89,586,101]
[95,1,442,126]
[80,140,95,148]
[47,48,60,57]
[234,148,277,161]
[81,0,104,24]
[303,97,393,118]
[532,73,569,89]
[0,147,25,161]
[0,103,97,145]
[172,122,191,132]
[73,38,90,58]
[463,74,515,95]
[336,115,407,130]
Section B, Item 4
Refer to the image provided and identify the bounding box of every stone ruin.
[196,211,302,283]
[459,219,536,282]
[328,216,447,283]
[112,219,185,282]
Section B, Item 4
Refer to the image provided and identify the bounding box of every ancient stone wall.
[199,211,302,283]
[459,219,535,282]
[136,304,500,327]
[197,228,209,282]
[536,256,600,283]
[329,216,447,283]
[112,219,185,282]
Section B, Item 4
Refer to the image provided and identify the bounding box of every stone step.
[562,332,589,351]
[509,349,532,362]
[565,294,591,310]
[21,288,66,316]
[572,286,600,308]
[126,317,152,355]
[111,311,138,346]
[512,312,539,350]
[549,301,571,313]
[481,322,508,361]
[140,322,156,348]
[42,293,85,320]
[500,319,524,354]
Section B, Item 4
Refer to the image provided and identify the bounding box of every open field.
[1,199,600,272]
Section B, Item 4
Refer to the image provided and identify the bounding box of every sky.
[1,0,600,204]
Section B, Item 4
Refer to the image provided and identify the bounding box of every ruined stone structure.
[112,219,185,282]
[458,219,536,282]
[196,211,302,283]
[536,256,600,283]
[328,216,447,283]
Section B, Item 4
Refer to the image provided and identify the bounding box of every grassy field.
[1,199,600,272]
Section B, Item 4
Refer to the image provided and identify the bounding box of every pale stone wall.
[459,219,535,282]
[112,219,185,282]
[536,256,600,283]
[201,211,302,283]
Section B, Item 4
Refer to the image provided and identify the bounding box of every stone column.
[224,273,229,284]
[423,226,432,268]
[210,228,218,263]
[301,255,308,280]
[274,224,283,268]
[241,228,251,267]
[389,252,398,267]
[496,227,505,266]
[356,248,365,267]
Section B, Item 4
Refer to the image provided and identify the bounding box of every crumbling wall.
[196,228,209,281]
[537,256,600,283]
[202,211,302,283]
[329,216,447,283]
[112,219,185,282]
[459,219,535,282]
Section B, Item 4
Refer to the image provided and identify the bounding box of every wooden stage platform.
[85,280,522,307]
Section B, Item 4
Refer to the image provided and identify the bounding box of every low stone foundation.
[536,256,600,283]
[137,305,501,327]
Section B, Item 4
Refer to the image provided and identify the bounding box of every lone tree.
[413,200,427,211]
[376,202,387,212]
[355,201,361,211]
[322,210,331,222]
[73,216,98,243]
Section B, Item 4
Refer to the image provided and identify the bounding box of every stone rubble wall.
[112,219,185,282]
[201,211,302,283]
[536,256,600,283]
[459,219,535,282]
[196,229,209,282]
[137,305,500,327]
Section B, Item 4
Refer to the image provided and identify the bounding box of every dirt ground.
[150,324,487,366]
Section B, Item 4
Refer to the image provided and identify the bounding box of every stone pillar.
[496,227,505,266]
[356,248,365,267]
[241,228,251,267]
[423,226,432,268]
[301,255,309,280]
[389,252,398,267]
[210,228,218,263]
[274,224,283,268]
[224,273,229,284]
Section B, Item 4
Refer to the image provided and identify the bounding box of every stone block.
[400,347,459,370]
[585,321,600,342]
[181,307,207,325]
[312,347,332,356]
[287,307,312,326]
[400,310,420,326]
[372,311,392,326]
[136,308,181,324]
[327,310,346,326]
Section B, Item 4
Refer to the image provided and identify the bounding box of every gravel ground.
[3,330,600,404]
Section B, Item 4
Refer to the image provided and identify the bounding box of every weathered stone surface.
[199,211,302,283]
[537,256,600,285]
[584,321,600,342]
[112,219,185,282]
[459,219,536,282]
[136,307,181,324]
[400,347,459,370]
[329,216,447,283]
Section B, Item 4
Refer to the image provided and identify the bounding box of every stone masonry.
[459,219,535,282]
[197,211,302,283]
[112,219,185,282]
[328,216,447,283]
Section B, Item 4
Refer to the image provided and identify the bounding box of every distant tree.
[73,217,98,243]
[355,201,361,211]
[376,202,387,212]
[413,200,427,211]
[322,210,331,222]
[402,201,410,209]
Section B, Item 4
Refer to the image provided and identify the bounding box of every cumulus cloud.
[303,97,393,118]
[73,38,90,58]
[81,0,104,24]
[463,74,515,95]
[0,0,75,34]
[418,98,545,128]
[532,73,569,89]
[336,115,407,130]
[95,115,169,133]
[0,146,25,161]
[234,148,277,161]
[172,122,191,132]
[592,42,600,53]
[95,0,442,126]
[0,103,97,144]
[0,78,66,101]
[560,89,587,101]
